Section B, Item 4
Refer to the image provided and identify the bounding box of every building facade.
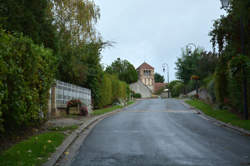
[136,62,155,91]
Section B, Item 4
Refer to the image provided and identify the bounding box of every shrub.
[67,99,82,107]
[96,74,129,108]
[80,106,88,116]
[214,58,229,106]
[66,99,82,114]
[133,93,141,98]
[0,29,56,132]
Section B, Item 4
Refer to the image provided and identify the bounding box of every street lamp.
[162,63,170,98]
[220,0,230,9]
[219,0,248,120]
[186,43,197,55]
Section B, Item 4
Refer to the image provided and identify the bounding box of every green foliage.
[214,53,250,112]
[168,80,185,97]
[154,73,165,83]
[0,0,58,51]
[186,99,250,131]
[133,93,142,99]
[106,58,138,84]
[92,105,123,116]
[176,48,217,84]
[51,0,101,45]
[0,29,56,132]
[95,73,128,109]
[209,0,250,55]
[48,125,78,132]
[175,47,218,94]
[209,0,250,113]
[98,74,113,107]
[203,75,216,102]
[0,132,65,166]
[214,57,229,106]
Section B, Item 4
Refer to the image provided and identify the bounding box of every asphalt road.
[70,99,250,166]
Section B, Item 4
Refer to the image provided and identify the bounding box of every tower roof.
[137,62,154,70]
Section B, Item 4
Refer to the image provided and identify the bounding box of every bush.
[80,106,88,116]
[0,29,56,132]
[214,58,229,106]
[133,93,141,98]
[96,74,129,108]
[66,99,82,114]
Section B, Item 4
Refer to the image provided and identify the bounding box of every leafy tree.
[51,0,100,46]
[168,80,185,97]
[154,73,165,83]
[175,48,217,83]
[106,58,138,84]
[0,0,58,51]
[209,0,250,112]
[0,29,56,132]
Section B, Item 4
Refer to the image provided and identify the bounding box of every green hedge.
[214,54,250,112]
[97,74,128,108]
[0,29,56,132]
[169,81,185,97]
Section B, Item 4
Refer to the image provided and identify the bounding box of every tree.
[175,47,217,84]
[51,0,100,45]
[0,0,58,51]
[209,0,250,112]
[168,80,184,97]
[106,58,138,84]
[154,73,165,83]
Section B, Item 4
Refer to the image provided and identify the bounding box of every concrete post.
[51,83,57,117]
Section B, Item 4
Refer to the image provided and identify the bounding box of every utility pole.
[162,63,170,98]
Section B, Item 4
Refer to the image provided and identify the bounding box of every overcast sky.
[95,0,225,81]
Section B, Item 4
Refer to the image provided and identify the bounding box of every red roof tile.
[154,83,167,92]
[137,62,154,70]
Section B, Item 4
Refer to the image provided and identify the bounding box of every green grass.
[92,105,123,116]
[0,132,65,166]
[48,125,78,132]
[127,101,135,106]
[186,99,250,131]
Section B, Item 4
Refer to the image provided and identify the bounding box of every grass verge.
[0,132,65,166]
[91,100,136,116]
[92,105,123,116]
[48,125,78,132]
[127,101,135,106]
[186,99,250,131]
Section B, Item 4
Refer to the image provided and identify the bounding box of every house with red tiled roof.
[154,82,167,93]
[136,62,155,91]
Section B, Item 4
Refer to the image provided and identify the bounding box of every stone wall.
[130,80,152,98]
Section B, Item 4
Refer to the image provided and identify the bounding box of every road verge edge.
[181,100,250,136]
[43,101,138,166]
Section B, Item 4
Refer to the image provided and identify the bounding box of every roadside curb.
[181,100,250,136]
[43,101,137,166]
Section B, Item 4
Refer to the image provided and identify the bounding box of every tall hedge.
[97,74,128,108]
[0,29,56,132]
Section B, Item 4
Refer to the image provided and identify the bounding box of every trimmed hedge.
[97,74,128,108]
[0,29,56,132]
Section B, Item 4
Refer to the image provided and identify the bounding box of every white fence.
[55,80,91,108]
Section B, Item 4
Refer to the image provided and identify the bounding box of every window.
[143,70,151,76]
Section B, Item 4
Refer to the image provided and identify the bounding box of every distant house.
[154,82,167,93]
[136,62,155,92]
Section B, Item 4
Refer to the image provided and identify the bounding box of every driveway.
[70,99,250,166]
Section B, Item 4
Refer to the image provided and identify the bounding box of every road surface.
[70,99,250,166]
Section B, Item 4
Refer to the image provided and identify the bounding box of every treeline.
[171,0,250,115]
[171,48,217,98]
[0,0,137,132]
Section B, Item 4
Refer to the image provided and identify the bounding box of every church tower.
[136,62,155,91]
